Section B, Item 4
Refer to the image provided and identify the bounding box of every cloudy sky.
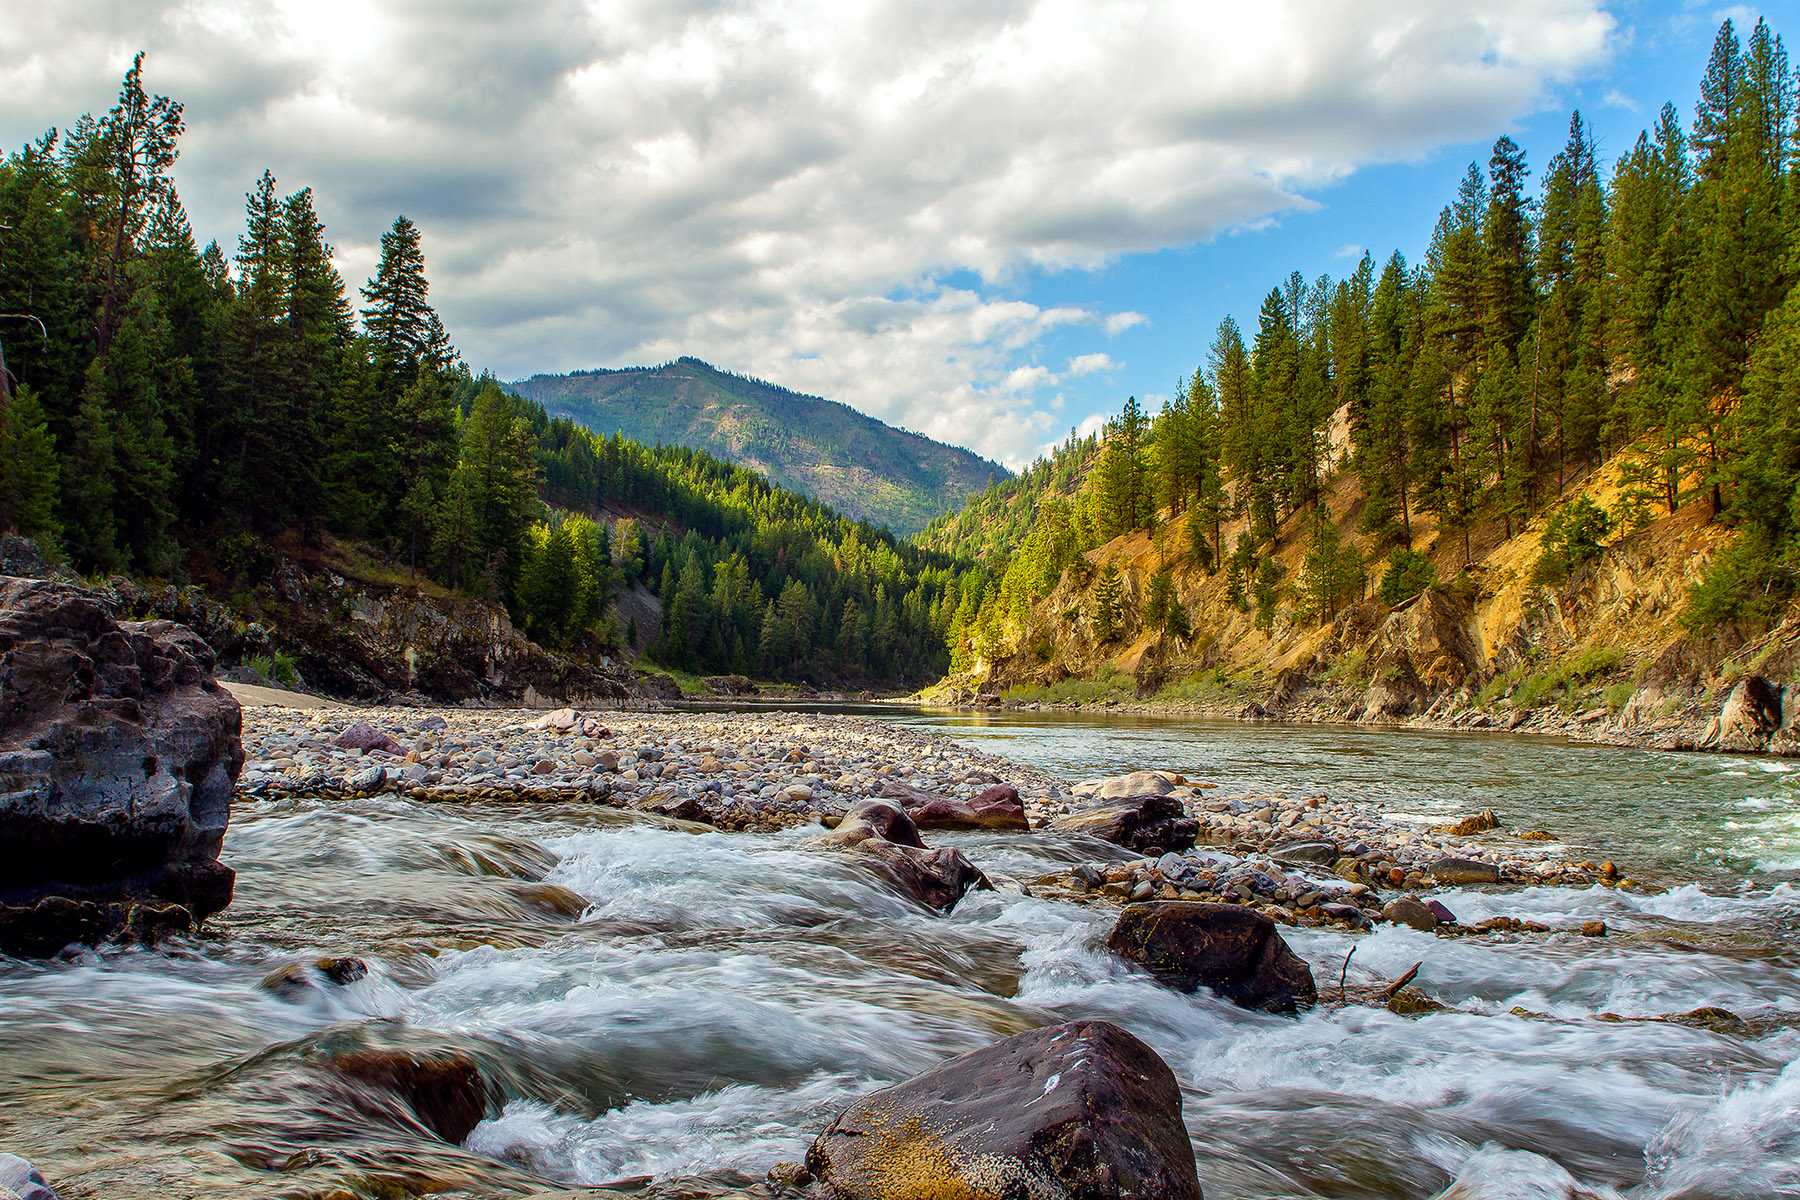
[0,0,1755,467]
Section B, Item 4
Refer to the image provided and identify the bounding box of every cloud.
[1067,352,1116,376]
[1333,242,1367,259]
[0,0,1616,467]
[1602,87,1640,111]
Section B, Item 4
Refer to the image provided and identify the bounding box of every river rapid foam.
[2,711,1796,1199]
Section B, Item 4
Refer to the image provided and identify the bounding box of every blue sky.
[991,1,1756,450]
[0,2,1775,469]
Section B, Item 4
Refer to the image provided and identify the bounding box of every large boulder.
[1053,791,1198,855]
[1702,675,1786,753]
[1106,902,1316,1013]
[878,780,1029,832]
[814,799,991,913]
[807,1019,1203,1200]
[0,577,242,955]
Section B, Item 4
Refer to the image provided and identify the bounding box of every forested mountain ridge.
[0,57,973,694]
[922,16,1800,746]
[512,359,1008,537]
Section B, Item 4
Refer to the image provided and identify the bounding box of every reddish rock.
[879,780,1029,832]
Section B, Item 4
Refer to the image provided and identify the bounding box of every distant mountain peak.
[511,360,1007,535]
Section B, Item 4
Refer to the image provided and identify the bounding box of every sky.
[0,1,1770,470]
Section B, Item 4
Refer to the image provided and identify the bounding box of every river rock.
[329,1048,492,1145]
[332,720,405,755]
[1053,792,1199,854]
[878,780,1028,832]
[634,792,708,823]
[0,576,242,956]
[1270,840,1340,866]
[1074,770,1183,800]
[0,1153,58,1200]
[1381,895,1439,932]
[815,799,990,913]
[1106,901,1317,1013]
[806,1018,1204,1200]
[1427,857,1500,885]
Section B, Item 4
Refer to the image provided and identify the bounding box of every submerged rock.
[814,799,991,913]
[0,576,242,956]
[1427,857,1500,885]
[807,1019,1203,1200]
[1106,901,1317,1013]
[328,1048,492,1146]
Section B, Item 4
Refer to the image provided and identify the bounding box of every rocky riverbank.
[235,702,1612,935]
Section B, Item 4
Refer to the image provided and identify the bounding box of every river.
[2,709,1796,1198]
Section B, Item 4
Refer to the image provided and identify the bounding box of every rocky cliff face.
[0,575,243,955]
[102,553,639,708]
[937,459,1800,756]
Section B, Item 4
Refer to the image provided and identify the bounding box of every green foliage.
[1376,547,1436,605]
[1004,664,1134,705]
[1683,531,1797,632]
[1532,494,1612,584]
[1091,564,1123,643]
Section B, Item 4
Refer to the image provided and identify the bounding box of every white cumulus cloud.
[0,0,1616,466]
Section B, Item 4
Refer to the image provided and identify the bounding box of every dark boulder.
[1053,792,1198,855]
[878,780,1029,832]
[0,577,242,956]
[807,1018,1203,1200]
[1107,901,1317,1013]
[704,674,760,696]
[815,799,990,913]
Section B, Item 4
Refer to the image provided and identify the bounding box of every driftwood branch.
[1378,962,1422,1003]
[1337,945,1356,1003]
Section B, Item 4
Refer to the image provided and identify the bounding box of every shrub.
[1376,548,1436,605]
[1531,495,1611,586]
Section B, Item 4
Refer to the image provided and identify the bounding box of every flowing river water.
[2,709,1797,1199]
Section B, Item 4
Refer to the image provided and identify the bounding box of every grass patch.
[1154,666,1243,705]
[1484,643,1632,713]
[1005,664,1135,705]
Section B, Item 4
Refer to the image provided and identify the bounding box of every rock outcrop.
[806,1019,1204,1200]
[814,799,991,913]
[0,576,242,956]
[1699,675,1791,753]
[1106,901,1317,1013]
[105,555,633,708]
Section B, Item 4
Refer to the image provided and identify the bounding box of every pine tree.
[0,386,61,545]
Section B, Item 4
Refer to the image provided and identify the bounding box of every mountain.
[510,358,1007,536]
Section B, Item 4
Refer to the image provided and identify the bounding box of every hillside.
[512,358,1008,536]
[918,15,1800,752]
